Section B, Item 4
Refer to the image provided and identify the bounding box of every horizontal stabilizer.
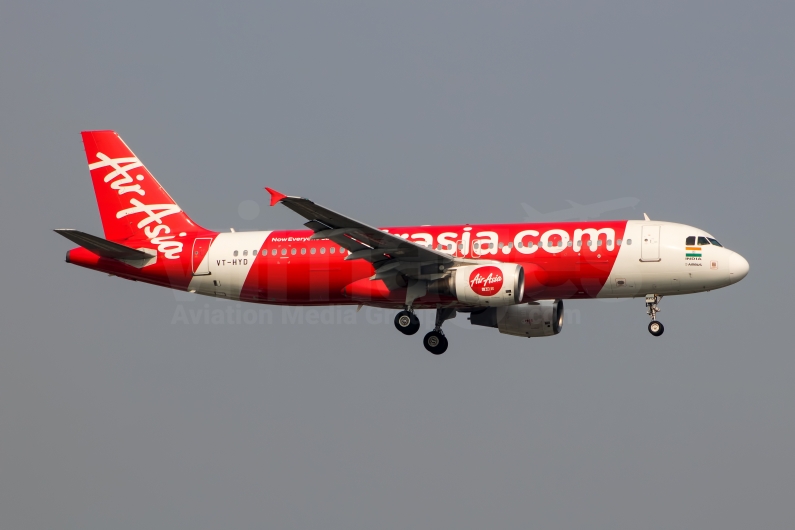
[54,229,153,260]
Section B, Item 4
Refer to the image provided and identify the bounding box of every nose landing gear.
[645,294,664,336]
[648,321,664,336]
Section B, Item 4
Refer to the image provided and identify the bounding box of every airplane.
[56,131,750,354]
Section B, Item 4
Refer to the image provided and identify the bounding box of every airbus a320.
[57,131,750,354]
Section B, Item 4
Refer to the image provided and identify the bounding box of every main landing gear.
[423,330,448,355]
[423,307,456,355]
[645,294,664,337]
[394,306,456,354]
[394,310,420,335]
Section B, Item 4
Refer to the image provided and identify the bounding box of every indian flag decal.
[686,246,702,258]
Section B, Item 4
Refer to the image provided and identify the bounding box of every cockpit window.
[697,236,710,245]
[708,238,723,247]
[686,236,696,245]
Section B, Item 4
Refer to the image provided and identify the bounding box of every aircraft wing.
[265,188,454,269]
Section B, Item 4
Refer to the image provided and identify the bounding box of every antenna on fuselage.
[643,213,651,221]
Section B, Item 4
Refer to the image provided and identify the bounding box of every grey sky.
[1,2,793,528]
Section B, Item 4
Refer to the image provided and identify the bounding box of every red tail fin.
[81,130,206,258]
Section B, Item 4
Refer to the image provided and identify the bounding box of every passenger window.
[567,241,572,247]
[271,249,276,256]
[281,248,286,256]
[340,247,345,254]
[607,239,612,246]
[233,250,238,257]
[311,248,316,254]
[686,236,696,245]
[262,249,267,256]
[517,241,522,248]
[243,250,248,256]
[627,239,632,245]
[330,247,335,254]
[291,248,296,255]
[698,236,710,245]
[597,240,603,246]
[301,248,306,255]
[708,238,723,247]
[617,239,622,246]
[321,247,326,254]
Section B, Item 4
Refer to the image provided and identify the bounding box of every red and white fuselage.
[59,131,749,351]
[66,221,748,305]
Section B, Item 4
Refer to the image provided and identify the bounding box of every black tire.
[423,330,448,355]
[395,311,420,335]
[648,321,664,337]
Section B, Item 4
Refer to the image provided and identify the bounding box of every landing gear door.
[640,225,661,262]
[192,238,212,275]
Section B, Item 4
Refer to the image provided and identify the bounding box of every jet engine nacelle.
[455,263,525,306]
[469,299,564,337]
[429,263,524,306]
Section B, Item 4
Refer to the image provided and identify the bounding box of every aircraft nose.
[729,252,749,284]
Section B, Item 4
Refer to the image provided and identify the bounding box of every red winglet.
[264,187,287,206]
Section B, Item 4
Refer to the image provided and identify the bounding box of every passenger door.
[192,238,212,275]
[640,225,661,262]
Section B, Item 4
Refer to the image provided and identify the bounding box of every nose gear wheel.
[648,321,664,336]
[645,294,664,337]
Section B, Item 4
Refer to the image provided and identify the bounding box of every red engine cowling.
[429,263,524,306]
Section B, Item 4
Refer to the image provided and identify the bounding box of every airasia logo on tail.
[469,266,503,296]
[89,152,185,259]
